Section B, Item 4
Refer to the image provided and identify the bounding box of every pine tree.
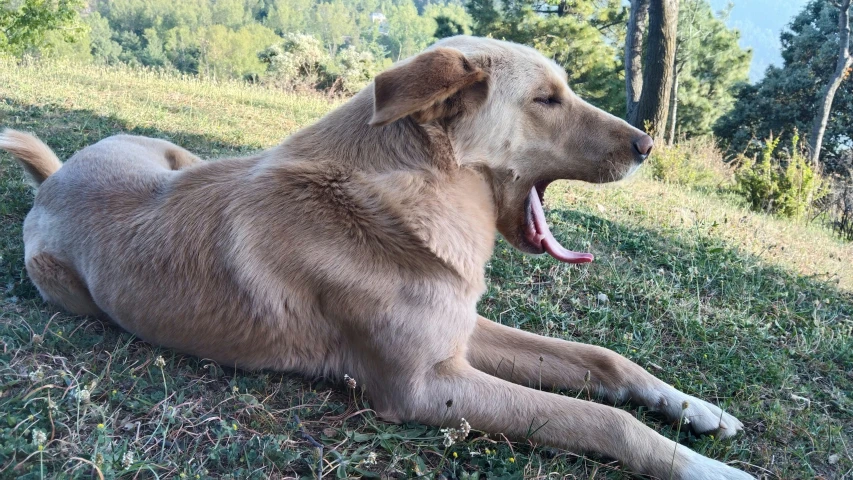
[715,0,853,173]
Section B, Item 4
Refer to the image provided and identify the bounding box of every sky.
[708,0,810,82]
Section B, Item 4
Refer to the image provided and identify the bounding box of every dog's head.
[370,36,652,264]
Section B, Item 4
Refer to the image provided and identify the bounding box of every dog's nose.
[633,135,654,162]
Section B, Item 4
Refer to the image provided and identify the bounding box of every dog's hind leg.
[110,135,202,171]
[396,359,753,480]
[26,252,105,318]
[467,316,744,439]
[163,145,202,170]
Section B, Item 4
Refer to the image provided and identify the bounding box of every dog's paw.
[680,451,755,480]
[641,385,744,439]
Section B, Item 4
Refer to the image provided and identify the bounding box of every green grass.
[0,60,851,479]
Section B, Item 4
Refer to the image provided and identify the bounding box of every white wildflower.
[28,367,44,383]
[344,374,357,389]
[154,356,166,368]
[440,418,471,448]
[364,451,377,465]
[122,450,134,469]
[75,388,91,404]
[458,418,471,437]
[596,292,609,304]
[441,429,453,448]
[31,429,47,446]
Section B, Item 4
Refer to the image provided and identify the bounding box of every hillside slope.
[0,61,850,479]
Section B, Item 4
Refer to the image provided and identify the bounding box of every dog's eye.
[534,96,561,106]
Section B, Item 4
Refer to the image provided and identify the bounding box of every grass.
[0,60,851,479]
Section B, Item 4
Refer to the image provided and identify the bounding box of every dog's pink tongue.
[528,187,594,264]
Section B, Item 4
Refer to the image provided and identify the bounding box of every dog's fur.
[1,37,753,479]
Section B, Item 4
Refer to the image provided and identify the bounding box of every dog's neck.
[278,89,459,173]
[272,89,497,286]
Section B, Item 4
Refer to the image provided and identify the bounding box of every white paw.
[680,451,755,480]
[641,385,744,439]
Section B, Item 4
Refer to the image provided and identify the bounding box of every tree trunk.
[668,66,679,144]
[809,0,852,164]
[632,0,679,142]
[625,0,650,124]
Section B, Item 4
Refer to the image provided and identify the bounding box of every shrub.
[734,132,829,219]
[259,33,330,90]
[330,46,383,94]
[647,136,732,189]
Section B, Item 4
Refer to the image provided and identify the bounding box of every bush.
[330,46,383,94]
[647,136,732,189]
[734,132,829,219]
[260,34,386,95]
[259,33,330,91]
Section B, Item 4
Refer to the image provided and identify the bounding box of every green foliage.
[427,3,472,38]
[86,12,123,64]
[40,26,92,62]
[310,0,357,55]
[672,0,751,137]
[382,1,436,61]
[332,46,385,94]
[466,0,627,114]
[0,0,85,56]
[14,0,470,93]
[264,0,313,35]
[259,33,330,89]
[734,132,829,218]
[715,0,853,173]
[465,0,501,36]
[199,23,279,79]
[259,32,384,94]
[647,136,732,189]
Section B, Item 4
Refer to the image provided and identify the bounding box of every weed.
[734,132,829,219]
[647,136,732,190]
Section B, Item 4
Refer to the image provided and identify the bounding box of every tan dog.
[1,36,752,479]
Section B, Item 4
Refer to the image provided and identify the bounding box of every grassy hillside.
[0,60,851,479]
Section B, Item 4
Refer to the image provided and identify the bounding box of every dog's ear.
[370,47,488,127]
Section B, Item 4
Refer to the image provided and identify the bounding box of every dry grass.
[558,175,853,291]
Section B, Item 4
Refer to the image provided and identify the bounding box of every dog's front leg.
[468,316,744,439]
[399,357,753,480]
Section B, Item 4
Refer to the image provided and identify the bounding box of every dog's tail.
[0,129,63,187]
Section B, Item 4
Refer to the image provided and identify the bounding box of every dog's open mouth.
[524,181,594,264]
